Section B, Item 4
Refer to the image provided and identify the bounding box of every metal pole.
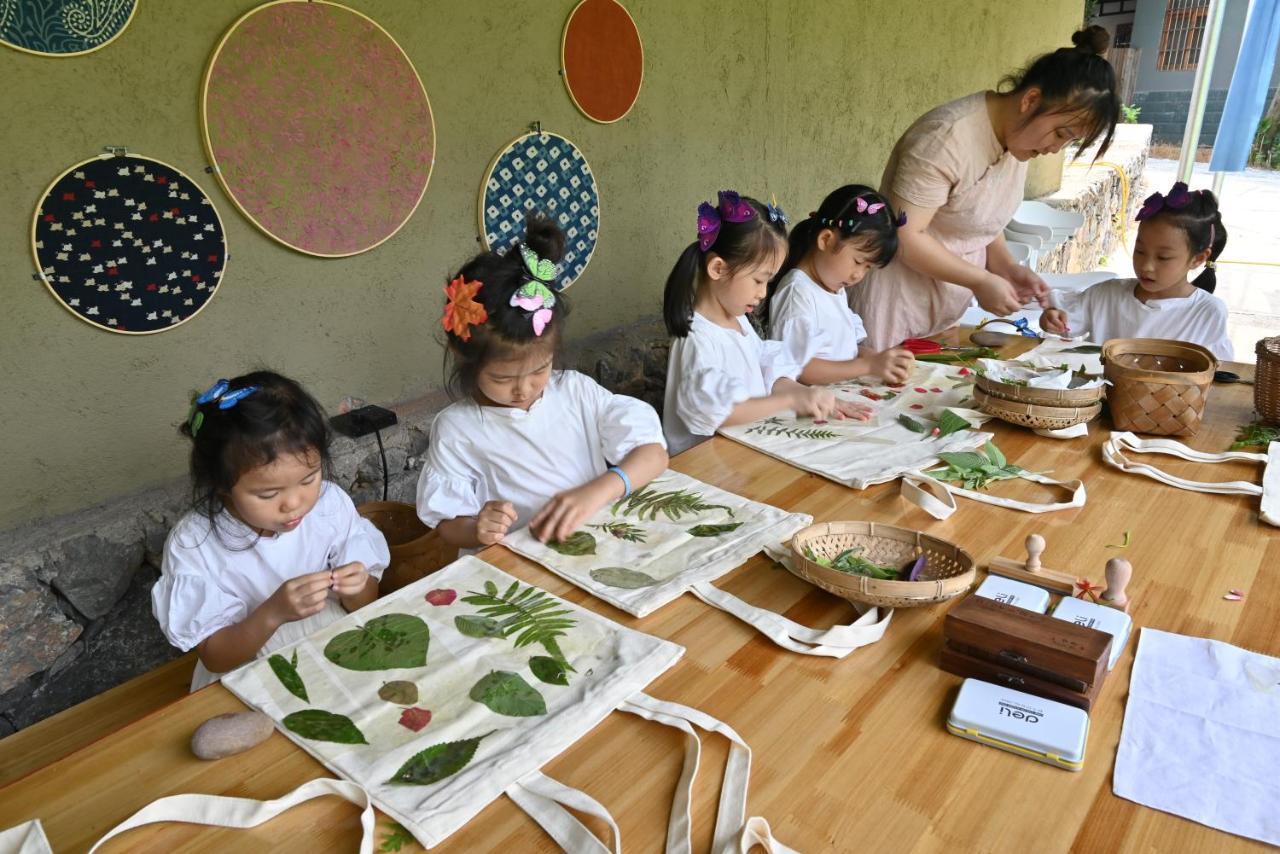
[1211,170,1226,197]
[1177,0,1231,183]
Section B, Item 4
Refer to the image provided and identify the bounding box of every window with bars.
[1157,0,1210,71]
[1115,22,1133,48]
[1097,0,1136,16]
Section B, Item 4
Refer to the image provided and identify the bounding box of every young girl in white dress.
[152,371,389,691]
[1041,181,1233,360]
[416,214,668,550]
[662,190,872,455]
[766,184,916,385]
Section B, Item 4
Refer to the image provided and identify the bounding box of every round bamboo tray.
[976,372,1104,408]
[974,386,1103,430]
[1256,336,1280,426]
[1102,338,1217,437]
[789,521,975,609]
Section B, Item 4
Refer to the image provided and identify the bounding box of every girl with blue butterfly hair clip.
[419,213,668,551]
[152,370,390,691]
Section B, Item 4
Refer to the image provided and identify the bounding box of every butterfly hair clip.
[510,244,560,336]
[766,194,789,226]
[697,189,757,251]
[188,378,260,437]
[1136,181,1194,221]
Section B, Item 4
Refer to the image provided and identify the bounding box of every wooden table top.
[2,360,1275,853]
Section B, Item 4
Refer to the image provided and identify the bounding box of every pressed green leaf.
[687,521,745,537]
[268,650,308,702]
[454,614,504,638]
[985,440,1006,469]
[936,409,972,438]
[282,709,367,744]
[379,822,415,852]
[590,566,661,589]
[469,671,547,717]
[1064,344,1102,354]
[588,521,647,543]
[547,531,597,556]
[378,680,419,705]
[898,414,927,433]
[611,486,734,521]
[459,581,577,664]
[529,655,570,686]
[324,613,429,671]
[937,451,987,469]
[386,732,492,785]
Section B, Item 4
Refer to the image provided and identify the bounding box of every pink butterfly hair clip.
[697,190,757,251]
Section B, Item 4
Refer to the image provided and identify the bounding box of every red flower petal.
[425,588,456,606]
[398,707,432,732]
[959,368,971,376]
[910,404,924,410]
[930,387,943,393]
[913,387,928,393]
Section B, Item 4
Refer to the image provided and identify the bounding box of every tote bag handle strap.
[85,777,376,854]
[506,771,621,854]
[1102,431,1264,495]
[689,579,891,658]
[901,470,1086,521]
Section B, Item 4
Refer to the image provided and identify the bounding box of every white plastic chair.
[1006,240,1032,267]
[1012,201,1084,243]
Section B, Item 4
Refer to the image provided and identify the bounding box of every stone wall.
[1036,123,1152,274]
[0,318,669,737]
[1132,88,1279,145]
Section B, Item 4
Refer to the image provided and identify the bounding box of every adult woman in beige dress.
[852,27,1120,350]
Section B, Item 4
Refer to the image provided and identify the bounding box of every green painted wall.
[0,0,1081,530]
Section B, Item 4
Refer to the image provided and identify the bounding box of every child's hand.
[476,500,517,546]
[869,347,915,384]
[329,561,370,596]
[530,480,614,544]
[267,570,332,624]
[1040,308,1071,336]
[834,399,874,422]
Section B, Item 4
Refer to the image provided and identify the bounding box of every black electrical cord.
[374,428,389,501]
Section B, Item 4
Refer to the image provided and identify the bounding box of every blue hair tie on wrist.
[607,465,632,498]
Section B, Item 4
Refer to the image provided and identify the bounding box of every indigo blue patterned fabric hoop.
[479,131,600,287]
[32,154,227,334]
[0,0,136,56]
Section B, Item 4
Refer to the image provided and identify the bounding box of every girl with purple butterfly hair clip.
[663,190,872,455]
[765,184,916,386]
[418,213,668,551]
[1041,181,1232,359]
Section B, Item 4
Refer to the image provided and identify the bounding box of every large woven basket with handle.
[1256,337,1280,426]
[789,521,975,609]
[1102,338,1217,437]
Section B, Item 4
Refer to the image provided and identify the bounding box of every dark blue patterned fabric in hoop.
[0,0,136,56]
[33,154,227,334]
[480,131,600,287]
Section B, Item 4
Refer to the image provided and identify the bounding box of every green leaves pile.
[805,546,900,580]
[1230,421,1280,450]
[928,441,1022,490]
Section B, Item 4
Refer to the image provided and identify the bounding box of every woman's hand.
[972,273,1027,316]
[867,347,915,384]
[530,480,616,544]
[1039,308,1071,336]
[1004,265,1053,308]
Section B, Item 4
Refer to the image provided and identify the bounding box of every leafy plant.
[612,486,734,521]
[461,580,577,666]
[379,822,416,852]
[590,566,661,588]
[547,531,597,556]
[804,546,899,580]
[282,709,367,744]
[899,413,927,433]
[387,732,493,786]
[469,670,547,717]
[688,521,744,537]
[1121,103,1141,124]
[529,655,570,686]
[269,650,307,702]
[589,521,647,543]
[745,422,839,439]
[936,409,973,438]
[1230,421,1280,450]
[929,441,1024,491]
[324,614,429,671]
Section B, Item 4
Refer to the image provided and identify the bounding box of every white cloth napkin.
[1114,628,1280,846]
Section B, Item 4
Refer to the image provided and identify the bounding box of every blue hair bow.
[189,378,260,437]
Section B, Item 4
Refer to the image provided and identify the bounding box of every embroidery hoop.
[200,0,435,258]
[0,0,138,57]
[30,151,228,335]
[477,129,601,287]
[560,0,644,124]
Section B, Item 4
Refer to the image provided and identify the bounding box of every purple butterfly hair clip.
[856,197,886,215]
[697,189,757,251]
[1136,181,1194,221]
[895,211,908,227]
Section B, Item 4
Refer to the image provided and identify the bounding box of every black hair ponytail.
[764,185,901,323]
[1192,208,1227,293]
[663,192,787,338]
[1140,186,1227,294]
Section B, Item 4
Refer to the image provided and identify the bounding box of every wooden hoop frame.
[560,0,644,124]
[30,151,229,336]
[476,129,601,289]
[0,0,138,57]
[199,0,436,258]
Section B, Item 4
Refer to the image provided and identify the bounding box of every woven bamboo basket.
[976,372,1104,408]
[789,521,975,609]
[974,386,1103,430]
[357,501,456,593]
[1256,337,1280,426]
[1102,338,1217,437]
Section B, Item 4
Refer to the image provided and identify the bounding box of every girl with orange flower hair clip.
[418,213,668,552]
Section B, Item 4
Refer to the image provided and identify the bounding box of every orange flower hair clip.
[442,275,488,341]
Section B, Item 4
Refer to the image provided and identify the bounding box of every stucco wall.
[0,0,1084,532]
